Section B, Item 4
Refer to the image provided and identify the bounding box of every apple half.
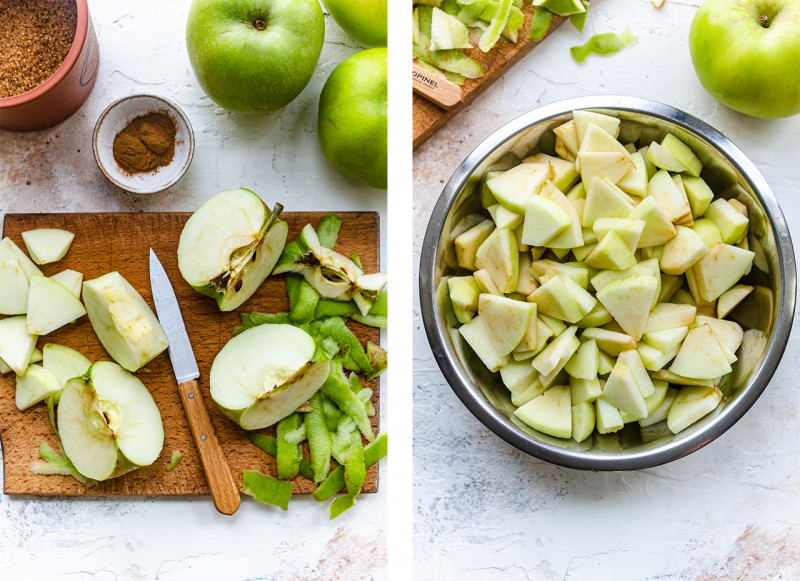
[57,361,164,481]
[178,189,288,311]
[210,323,330,430]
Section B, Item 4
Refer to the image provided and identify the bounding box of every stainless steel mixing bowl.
[419,96,796,470]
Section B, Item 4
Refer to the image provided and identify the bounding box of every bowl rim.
[419,95,796,471]
[92,93,195,194]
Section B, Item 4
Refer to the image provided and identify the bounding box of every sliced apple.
[0,237,43,315]
[570,374,602,404]
[486,163,552,213]
[521,195,571,247]
[617,151,648,198]
[15,364,61,411]
[553,119,579,159]
[582,177,635,228]
[646,140,687,173]
[592,217,645,252]
[58,361,164,480]
[578,152,634,186]
[454,219,494,270]
[691,243,755,302]
[532,325,578,376]
[595,397,624,434]
[642,326,688,353]
[596,275,658,341]
[514,384,572,439]
[644,302,697,333]
[667,386,723,434]
[178,189,288,311]
[478,294,536,356]
[581,327,637,357]
[528,276,587,324]
[49,269,83,298]
[210,323,330,430]
[458,315,508,372]
[565,338,599,380]
[499,360,539,392]
[0,316,37,375]
[600,362,647,419]
[682,175,714,218]
[627,196,677,247]
[487,204,523,230]
[42,343,91,397]
[660,226,709,275]
[648,170,692,224]
[637,343,679,372]
[669,324,732,379]
[26,275,87,335]
[717,285,754,318]
[573,110,620,144]
[21,228,74,265]
[475,228,519,293]
[83,272,168,372]
[571,402,595,443]
[540,181,584,249]
[448,276,480,324]
[704,199,749,245]
[585,231,637,271]
[639,385,679,427]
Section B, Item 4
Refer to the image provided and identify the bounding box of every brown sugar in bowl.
[0,0,99,132]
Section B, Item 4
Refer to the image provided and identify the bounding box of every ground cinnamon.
[112,111,177,174]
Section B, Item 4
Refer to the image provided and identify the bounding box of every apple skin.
[322,0,387,47]
[689,0,800,118]
[318,48,387,190]
[185,0,324,113]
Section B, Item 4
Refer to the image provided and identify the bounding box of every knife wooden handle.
[178,379,241,515]
[412,62,462,110]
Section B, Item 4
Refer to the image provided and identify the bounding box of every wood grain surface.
[413,4,576,149]
[0,211,381,497]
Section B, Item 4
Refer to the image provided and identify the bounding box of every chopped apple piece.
[500,360,539,392]
[646,140,687,173]
[565,338,599,380]
[528,276,588,324]
[586,231,637,271]
[704,199,749,244]
[579,123,634,161]
[683,176,714,218]
[514,384,572,439]
[475,228,519,293]
[617,349,655,397]
[581,327,636,357]
[717,285,754,318]
[694,315,743,354]
[553,119,579,158]
[642,326,688,353]
[648,170,692,224]
[637,343,678,371]
[531,259,589,288]
[667,386,723,434]
[511,378,548,407]
[595,398,624,434]
[448,276,480,324]
[570,375,603,404]
[669,324,732,379]
[532,326,578,376]
[578,152,634,186]
[659,133,702,177]
[487,204,523,230]
[459,316,508,372]
[26,275,87,335]
[617,151,648,198]
[582,177,635,228]
[487,163,552,213]
[15,364,61,411]
[42,343,91,389]
[0,237,43,315]
[596,275,658,341]
[639,385,678,427]
[540,182,584,249]
[644,303,697,333]
[660,226,709,275]
[479,294,536,356]
[573,110,620,144]
[571,402,595,443]
[473,269,502,295]
[521,195,571,247]
[455,219,494,270]
[0,316,38,376]
[21,228,74,265]
[593,218,645,252]
[601,362,647,419]
[83,272,169,372]
[691,243,755,302]
[627,196,677,248]
[49,269,83,298]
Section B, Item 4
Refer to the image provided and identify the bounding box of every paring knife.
[149,248,241,515]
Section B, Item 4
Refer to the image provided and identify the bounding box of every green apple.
[185,0,324,112]
[689,0,800,118]
[318,47,387,190]
[322,0,387,47]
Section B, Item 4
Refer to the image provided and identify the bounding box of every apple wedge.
[26,275,87,335]
[83,272,169,372]
[58,361,164,481]
[691,243,755,302]
[42,343,91,402]
[667,386,723,434]
[514,384,572,439]
[21,228,74,265]
[49,270,83,298]
[15,364,62,411]
[595,274,658,341]
[0,316,38,376]
[178,189,288,311]
[0,237,43,315]
[717,284,754,318]
[669,324,732,379]
[478,294,536,356]
[487,163,552,213]
[454,219,495,270]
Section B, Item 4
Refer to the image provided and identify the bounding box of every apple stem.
[759,14,770,28]
[254,18,266,31]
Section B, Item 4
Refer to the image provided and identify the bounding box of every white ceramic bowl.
[92,94,194,194]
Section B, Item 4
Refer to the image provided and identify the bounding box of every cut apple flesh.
[444,110,763,442]
[21,228,74,265]
[210,323,329,430]
[58,361,164,481]
[83,272,169,372]
[178,188,288,311]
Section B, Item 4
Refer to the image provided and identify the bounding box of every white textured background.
[413,1,800,579]
[0,1,387,579]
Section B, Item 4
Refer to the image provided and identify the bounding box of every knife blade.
[149,248,240,515]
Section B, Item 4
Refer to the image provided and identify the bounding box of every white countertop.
[413,1,800,579]
[0,1,388,579]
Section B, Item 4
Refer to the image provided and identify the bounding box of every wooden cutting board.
[0,211,381,498]
[413,4,578,149]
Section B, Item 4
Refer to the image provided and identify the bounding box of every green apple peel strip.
[570,28,638,63]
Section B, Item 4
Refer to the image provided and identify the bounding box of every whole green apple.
[185,0,324,113]
[322,0,387,47]
[689,0,800,118]
[318,48,387,190]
